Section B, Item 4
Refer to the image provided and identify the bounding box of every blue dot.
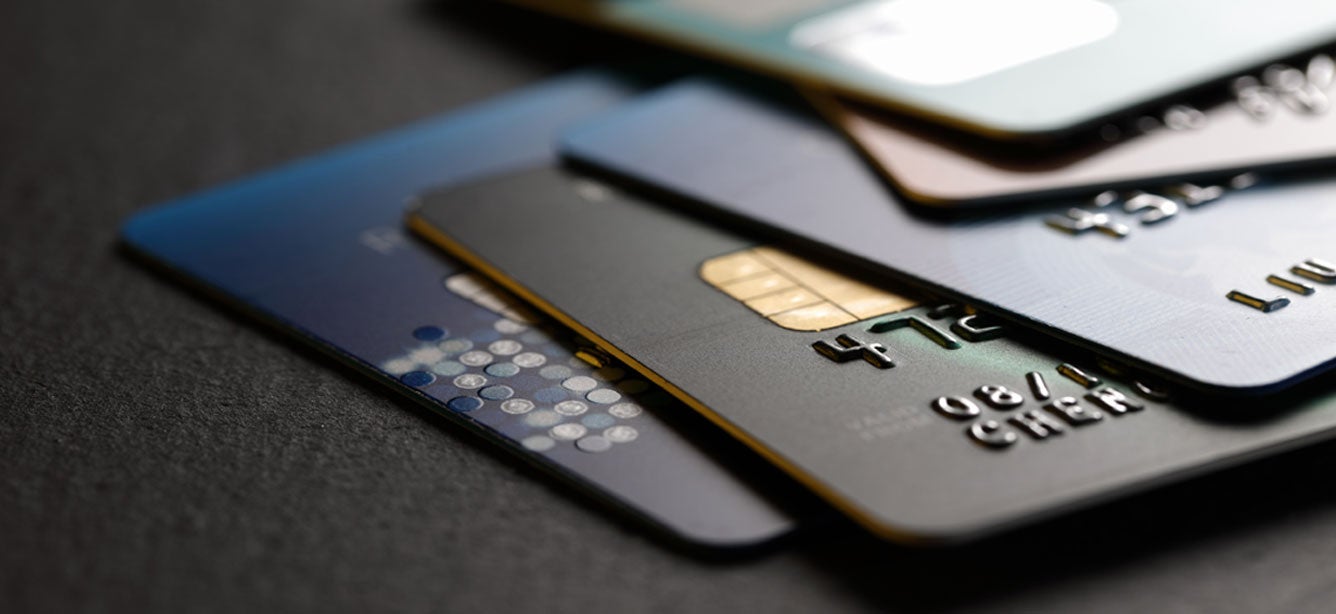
[582,413,616,429]
[413,326,447,341]
[401,371,436,387]
[446,396,483,413]
[479,385,515,401]
[534,387,568,403]
[485,362,520,378]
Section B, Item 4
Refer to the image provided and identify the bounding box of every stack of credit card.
[124,2,1336,547]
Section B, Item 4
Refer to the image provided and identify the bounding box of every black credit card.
[410,164,1336,544]
[559,79,1336,395]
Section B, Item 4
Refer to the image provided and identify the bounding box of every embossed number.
[973,385,1024,410]
[932,396,980,420]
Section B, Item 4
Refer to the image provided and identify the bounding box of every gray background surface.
[4,1,1336,612]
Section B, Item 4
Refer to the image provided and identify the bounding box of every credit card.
[560,80,1336,395]
[119,71,803,549]
[503,0,1336,140]
[817,51,1336,207]
[409,164,1336,544]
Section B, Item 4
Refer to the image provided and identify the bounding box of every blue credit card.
[119,71,802,549]
[560,79,1336,396]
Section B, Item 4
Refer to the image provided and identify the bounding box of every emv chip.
[699,246,917,331]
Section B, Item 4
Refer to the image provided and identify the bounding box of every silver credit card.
[506,0,1336,140]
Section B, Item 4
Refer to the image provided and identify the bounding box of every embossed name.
[929,363,1157,450]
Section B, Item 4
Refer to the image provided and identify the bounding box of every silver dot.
[501,398,535,415]
[604,425,639,443]
[382,358,415,375]
[562,376,598,392]
[438,339,473,354]
[488,339,522,356]
[459,350,494,366]
[513,352,546,368]
[539,365,572,380]
[524,410,561,428]
[554,400,588,416]
[408,347,446,364]
[550,423,587,440]
[453,373,487,389]
[609,403,642,419]
[521,435,555,452]
[586,389,622,405]
[494,319,528,334]
[431,361,466,376]
[593,367,625,382]
[619,380,650,394]
[575,436,612,453]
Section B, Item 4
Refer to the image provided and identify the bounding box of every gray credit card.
[559,80,1336,395]
[410,165,1336,544]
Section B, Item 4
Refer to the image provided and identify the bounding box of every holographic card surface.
[120,71,800,548]
[560,79,1336,395]
[411,164,1336,544]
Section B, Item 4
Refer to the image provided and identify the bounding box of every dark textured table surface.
[6,2,1336,612]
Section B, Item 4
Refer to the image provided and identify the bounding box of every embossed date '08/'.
[930,363,1152,450]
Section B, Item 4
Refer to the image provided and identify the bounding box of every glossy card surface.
[410,165,1336,544]
[820,51,1336,207]
[560,80,1336,395]
[506,0,1336,139]
[120,72,800,549]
